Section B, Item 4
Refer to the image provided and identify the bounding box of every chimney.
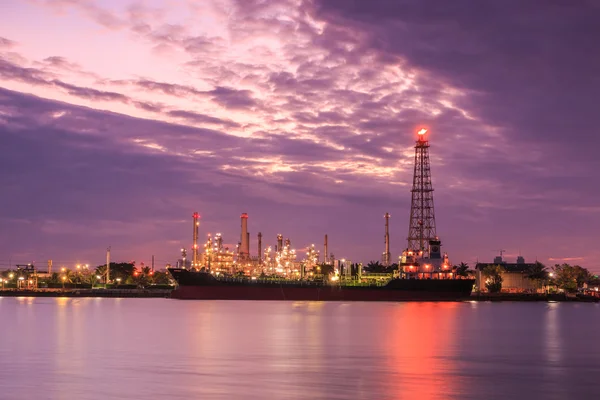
[384,213,390,267]
[258,232,262,263]
[193,212,200,268]
[240,213,249,258]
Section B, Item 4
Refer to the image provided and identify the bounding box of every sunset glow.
[1,0,599,271]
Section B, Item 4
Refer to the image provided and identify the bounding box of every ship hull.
[168,269,474,302]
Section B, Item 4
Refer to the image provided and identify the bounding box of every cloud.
[41,56,79,70]
[314,0,600,161]
[208,86,258,110]
[168,110,241,129]
[0,58,52,85]
[43,0,126,30]
[548,257,585,262]
[52,79,130,103]
[0,37,16,48]
[133,79,203,97]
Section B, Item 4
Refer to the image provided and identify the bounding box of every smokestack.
[324,234,328,264]
[47,259,52,274]
[384,213,390,267]
[240,213,249,259]
[258,232,262,263]
[193,212,200,268]
[247,232,250,257]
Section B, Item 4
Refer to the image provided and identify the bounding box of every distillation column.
[324,234,329,264]
[258,232,262,264]
[240,213,249,259]
[384,213,391,266]
[192,212,200,268]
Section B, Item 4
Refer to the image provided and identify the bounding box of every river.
[0,298,598,399]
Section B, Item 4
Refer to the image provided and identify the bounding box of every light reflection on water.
[0,298,598,400]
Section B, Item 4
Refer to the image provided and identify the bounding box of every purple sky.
[1,0,599,272]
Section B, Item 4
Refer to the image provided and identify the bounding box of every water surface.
[0,298,598,399]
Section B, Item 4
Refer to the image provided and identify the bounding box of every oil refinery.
[185,210,342,280]
[177,127,456,282]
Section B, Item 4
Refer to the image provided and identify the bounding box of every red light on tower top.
[417,128,428,141]
[241,213,248,219]
[193,212,200,218]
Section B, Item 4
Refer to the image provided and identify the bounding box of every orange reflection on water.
[384,302,462,400]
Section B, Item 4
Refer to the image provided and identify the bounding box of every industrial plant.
[186,210,347,280]
[178,128,456,282]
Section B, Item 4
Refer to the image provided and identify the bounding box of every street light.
[62,276,66,289]
[116,278,122,286]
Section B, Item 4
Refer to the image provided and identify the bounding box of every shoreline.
[0,289,598,302]
[0,288,171,298]
[470,293,599,302]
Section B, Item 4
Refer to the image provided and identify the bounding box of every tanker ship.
[168,268,474,301]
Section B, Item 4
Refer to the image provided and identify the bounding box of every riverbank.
[470,292,600,302]
[1,289,598,302]
[0,288,172,298]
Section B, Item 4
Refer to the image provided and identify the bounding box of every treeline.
[362,261,472,277]
[482,262,598,293]
[0,262,173,288]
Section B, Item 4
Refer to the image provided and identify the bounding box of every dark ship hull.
[168,269,474,301]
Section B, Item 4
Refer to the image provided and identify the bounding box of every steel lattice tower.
[407,129,436,252]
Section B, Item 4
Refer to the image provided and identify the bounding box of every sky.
[1,0,599,272]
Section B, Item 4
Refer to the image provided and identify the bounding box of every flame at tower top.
[407,128,437,252]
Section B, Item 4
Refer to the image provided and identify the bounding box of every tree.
[483,265,504,293]
[364,261,395,273]
[454,262,470,277]
[552,264,592,293]
[365,261,383,273]
[526,262,548,287]
[132,266,155,287]
[61,269,74,283]
[46,273,61,284]
[152,271,172,285]
[94,262,136,282]
[573,265,593,287]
